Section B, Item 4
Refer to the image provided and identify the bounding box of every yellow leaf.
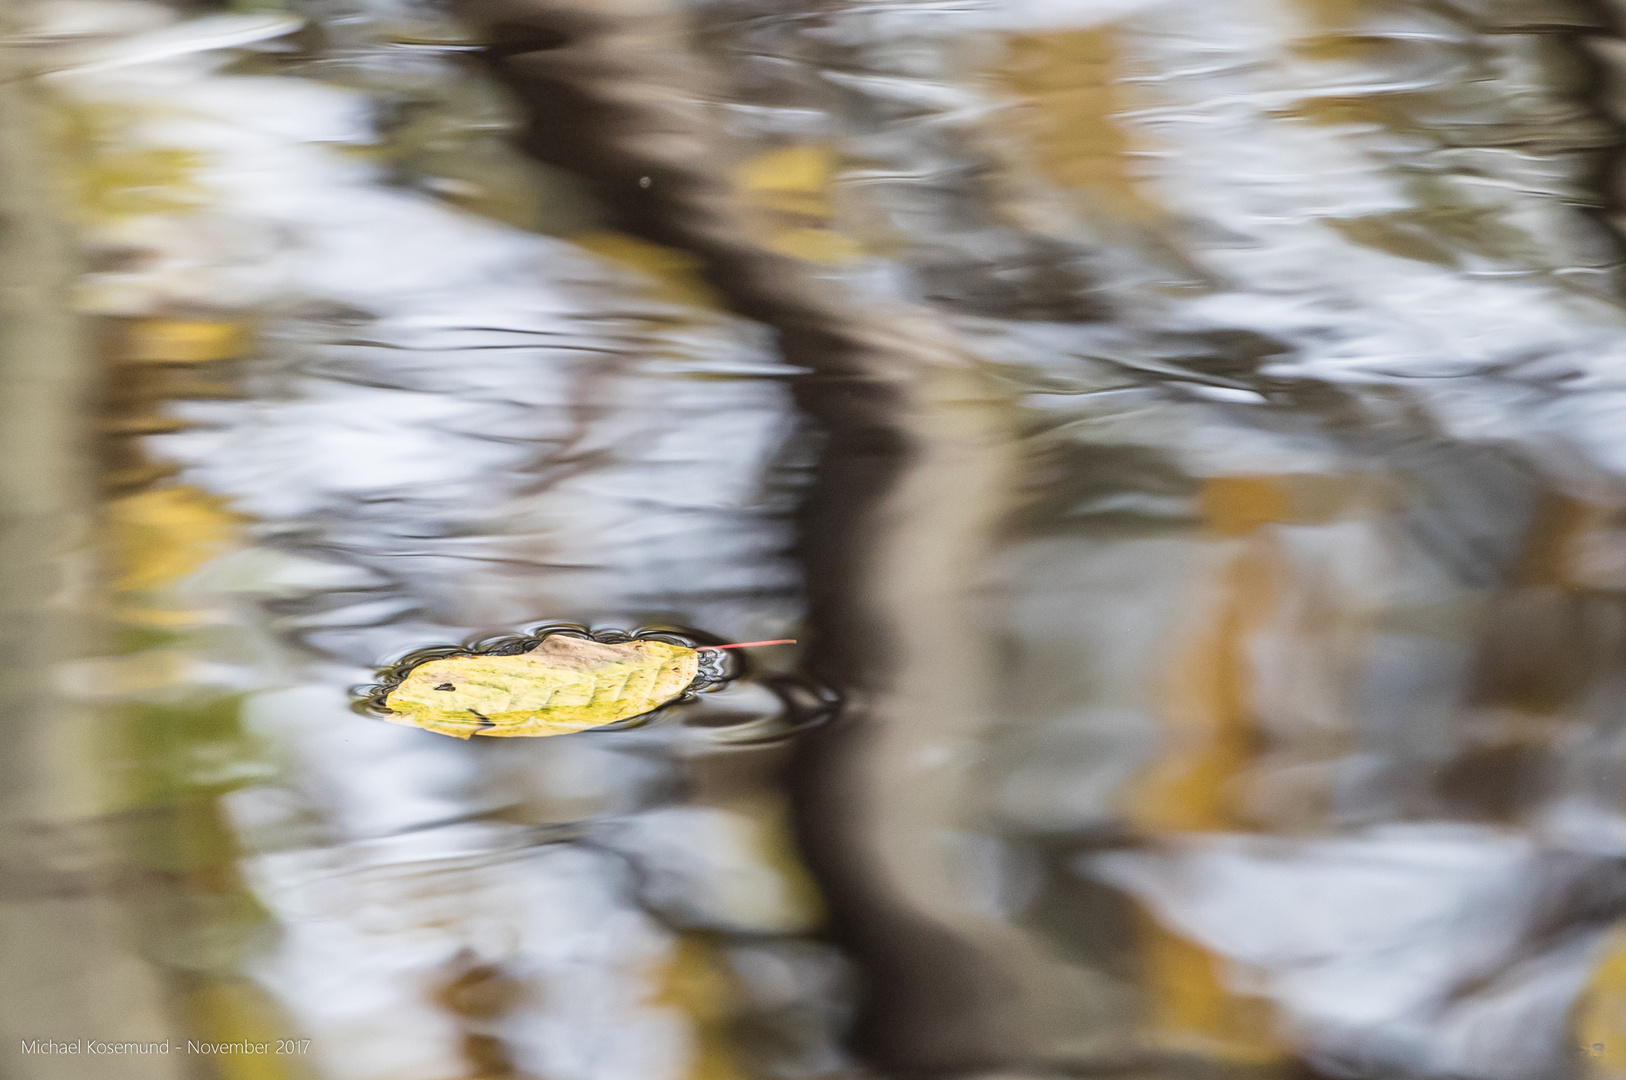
[380,636,700,739]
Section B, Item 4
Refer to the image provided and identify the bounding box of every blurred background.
[7,0,1626,1077]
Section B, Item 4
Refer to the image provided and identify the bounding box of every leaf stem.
[699,639,798,650]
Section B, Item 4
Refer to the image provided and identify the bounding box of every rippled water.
[8,0,1626,1078]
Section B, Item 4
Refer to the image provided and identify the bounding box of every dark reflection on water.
[10,0,1626,1078]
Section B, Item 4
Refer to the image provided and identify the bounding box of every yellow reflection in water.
[655,937,750,1080]
[108,486,243,594]
[1126,475,1314,1063]
[990,29,1158,220]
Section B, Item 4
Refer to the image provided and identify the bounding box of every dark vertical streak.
[455,0,1020,1070]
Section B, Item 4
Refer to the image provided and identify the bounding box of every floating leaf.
[378,635,700,739]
